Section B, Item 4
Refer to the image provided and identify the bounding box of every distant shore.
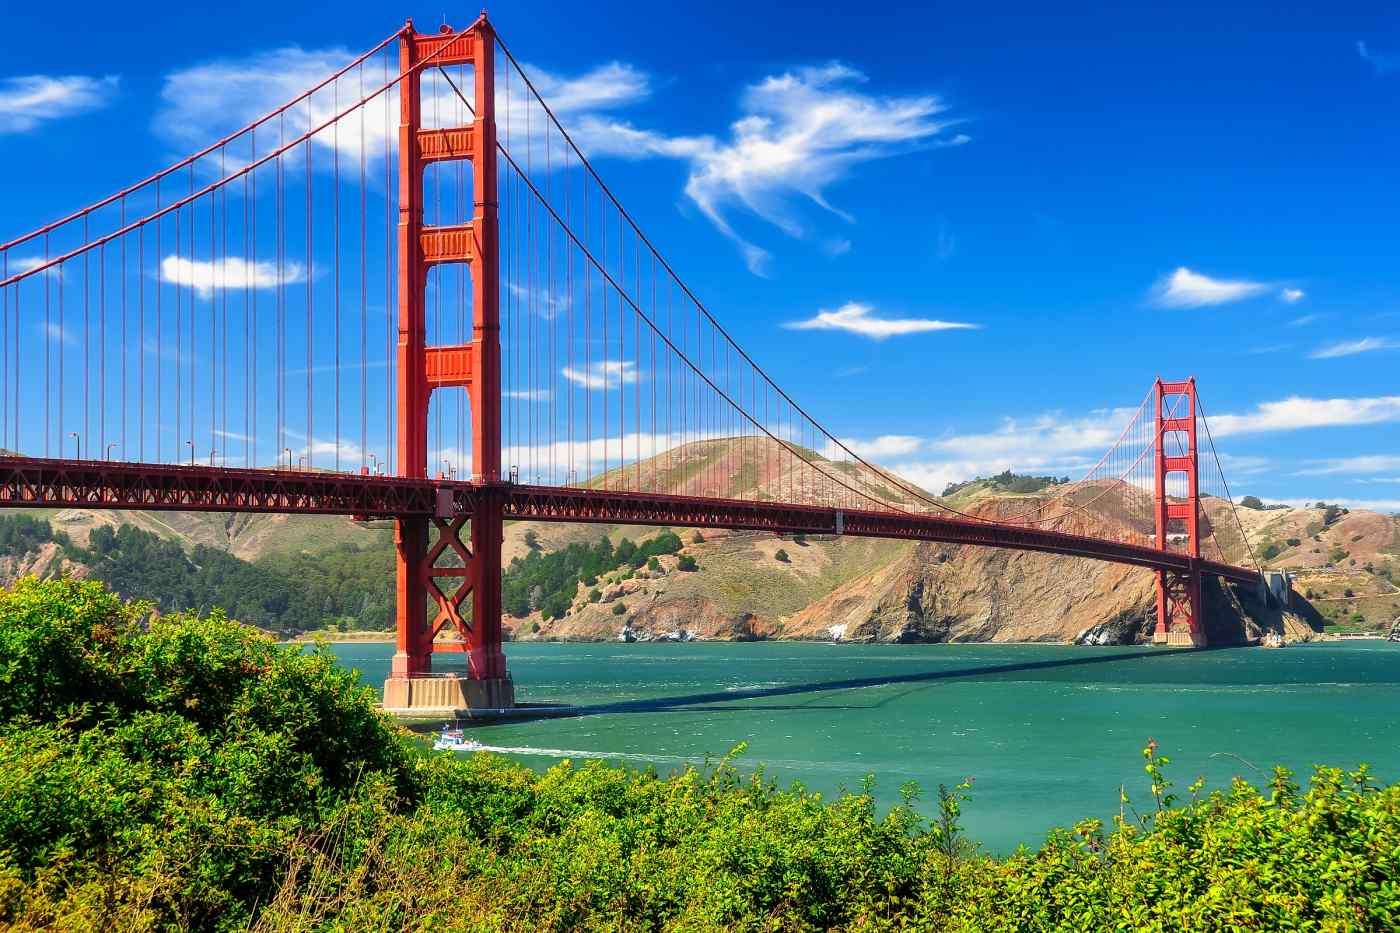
[280,631,395,644]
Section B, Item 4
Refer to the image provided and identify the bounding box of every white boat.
[432,725,484,752]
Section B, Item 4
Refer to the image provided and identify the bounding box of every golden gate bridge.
[0,16,1262,712]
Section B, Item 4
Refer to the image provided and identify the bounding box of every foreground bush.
[1,577,1397,930]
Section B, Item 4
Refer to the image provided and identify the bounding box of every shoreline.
[282,633,1369,648]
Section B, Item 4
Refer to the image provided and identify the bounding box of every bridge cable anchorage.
[0,17,1261,698]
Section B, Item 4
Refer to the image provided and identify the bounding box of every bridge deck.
[0,457,1259,584]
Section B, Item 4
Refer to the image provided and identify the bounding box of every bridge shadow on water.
[486,644,1244,725]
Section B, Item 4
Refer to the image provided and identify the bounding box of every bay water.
[330,639,1400,853]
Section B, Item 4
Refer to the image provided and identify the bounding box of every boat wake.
[471,744,702,766]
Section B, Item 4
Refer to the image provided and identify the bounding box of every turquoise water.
[330,640,1400,853]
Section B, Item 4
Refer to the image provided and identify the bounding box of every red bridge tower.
[384,17,514,711]
[1153,378,1206,647]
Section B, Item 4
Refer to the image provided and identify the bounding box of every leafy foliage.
[0,516,392,633]
[501,531,682,620]
[1,578,1397,930]
[942,470,1071,498]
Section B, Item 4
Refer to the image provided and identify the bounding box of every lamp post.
[282,447,292,470]
[185,440,194,466]
[105,442,119,460]
[369,453,380,475]
[69,432,81,460]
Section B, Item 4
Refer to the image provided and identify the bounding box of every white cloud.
[1295,455,1400,476]
[7,256,63,279]
[561,64,969,274]
[39,321,76,346]
[160,256,304,298]
[1208,395,1400,437]
[1308,337,1400,359]
[1281,287,1305,303]
[560,359,638,390]
[825,434,923,460]
[784,301,978,340]
[1288,313,1320,327]
[681,64,966,274]
[0,74,118,134]
[155,46,409,164]
[1151,267,1268,308]
[928,408,1136,462]
[1215,453,1272,476]
[527,61,650,114]
[887,395,1400,490]
[282,428,365,465]
[1357,40,1400,76]
[505,388,553,401]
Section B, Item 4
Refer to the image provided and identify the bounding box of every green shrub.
[611,602,627,616]
[774,548,790,563]
[3,578,1398,931]
[677,554,698,572]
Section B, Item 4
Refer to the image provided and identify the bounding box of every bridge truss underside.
[0,456,1259,586]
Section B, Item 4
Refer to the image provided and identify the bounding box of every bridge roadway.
[0,456,1260,586]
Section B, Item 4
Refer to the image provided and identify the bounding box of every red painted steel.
[392,17,505,681]
[0,456,1258,588]
[1153,378,1205,643]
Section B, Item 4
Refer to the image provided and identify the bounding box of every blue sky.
[1,1,1398,511]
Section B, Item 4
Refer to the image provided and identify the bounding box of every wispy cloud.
[1209,395,1400,436]
[0,74,118,134]
[1357,40,1400,76]
[561,359,638,390]
[1150,266,1268,308]
[1296,454,1400,476]
[1288,313,1321,327]
[784,301,978,340]
[161,256,305,298]
[934,219,956,262]
[684,64,966,274]
[7,256,63,279]
[39,321,76,346]
[527,61,651,113]
[576,63,967,274]
[1308,336,1400,359]
[505,388,553,402]
[882,395,1400,492]
[826,434,924,460]
[1281,287,1305,303]
[156,46,415,163]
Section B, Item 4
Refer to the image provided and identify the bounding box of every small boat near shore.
[432,725,484,752]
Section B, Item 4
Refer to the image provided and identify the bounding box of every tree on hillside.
[1240,495,1264,510]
